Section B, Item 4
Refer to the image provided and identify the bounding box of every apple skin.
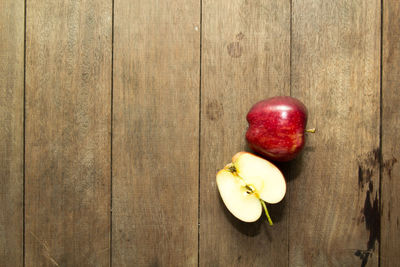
[246,96,308,162]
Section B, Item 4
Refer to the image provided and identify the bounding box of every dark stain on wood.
[150,259,160,267]
[236,32,245,40]
[358,166,370,189]
[357,149,379,190]
[382,157,398,179]
[357,180,380,267]
[206,100,224,121]
[227,42,242,58]
[363,184,380,251]
[354,250,371,267]
[355,149,381,267]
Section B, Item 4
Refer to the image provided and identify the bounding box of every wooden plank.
[112,0,200,265]
[25,0,112,265]
[381,1,400,266]
[290,1,381,266]
[0,0,24,265]
[200,0,290,266]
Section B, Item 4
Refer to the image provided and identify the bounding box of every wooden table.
[1,0,399,266]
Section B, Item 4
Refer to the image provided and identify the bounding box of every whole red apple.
[246,96,311,162]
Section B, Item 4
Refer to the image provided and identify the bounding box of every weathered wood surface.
[200,0,290,266]
[381,0,400,266]
[290,1,381,266]
[1,0,399,266]
[25,0,112,265]
[112,0,200,265]
[0,0,24,265]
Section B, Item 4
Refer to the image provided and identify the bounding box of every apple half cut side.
[216,152,286,223]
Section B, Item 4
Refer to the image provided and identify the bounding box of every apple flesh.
[216,152,286,223]
[246,96,310,162]
[216,169,262,223]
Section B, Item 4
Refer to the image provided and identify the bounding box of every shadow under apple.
[243,140,309,183]
[277,147,308,183]
[218,188,287,239]
[218,192,262,237]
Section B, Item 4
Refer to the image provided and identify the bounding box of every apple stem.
[305,128,316,133]
[260,200,273,226]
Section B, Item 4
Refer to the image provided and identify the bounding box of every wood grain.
[381,1,400,266]
[290,0,381,266]
[25,0,112,266]
[112,0,200,265]
[200,0,290,266]
[0,0,24,265]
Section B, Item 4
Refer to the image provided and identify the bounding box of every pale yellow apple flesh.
[234,153,286,204]
[216,152,286,223]
[216,169,262,222]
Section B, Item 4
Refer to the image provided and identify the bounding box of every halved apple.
[216,152,286,223]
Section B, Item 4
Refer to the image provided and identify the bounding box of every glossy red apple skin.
[246,96,308,162]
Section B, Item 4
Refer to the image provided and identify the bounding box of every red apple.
[246,96,312,162]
